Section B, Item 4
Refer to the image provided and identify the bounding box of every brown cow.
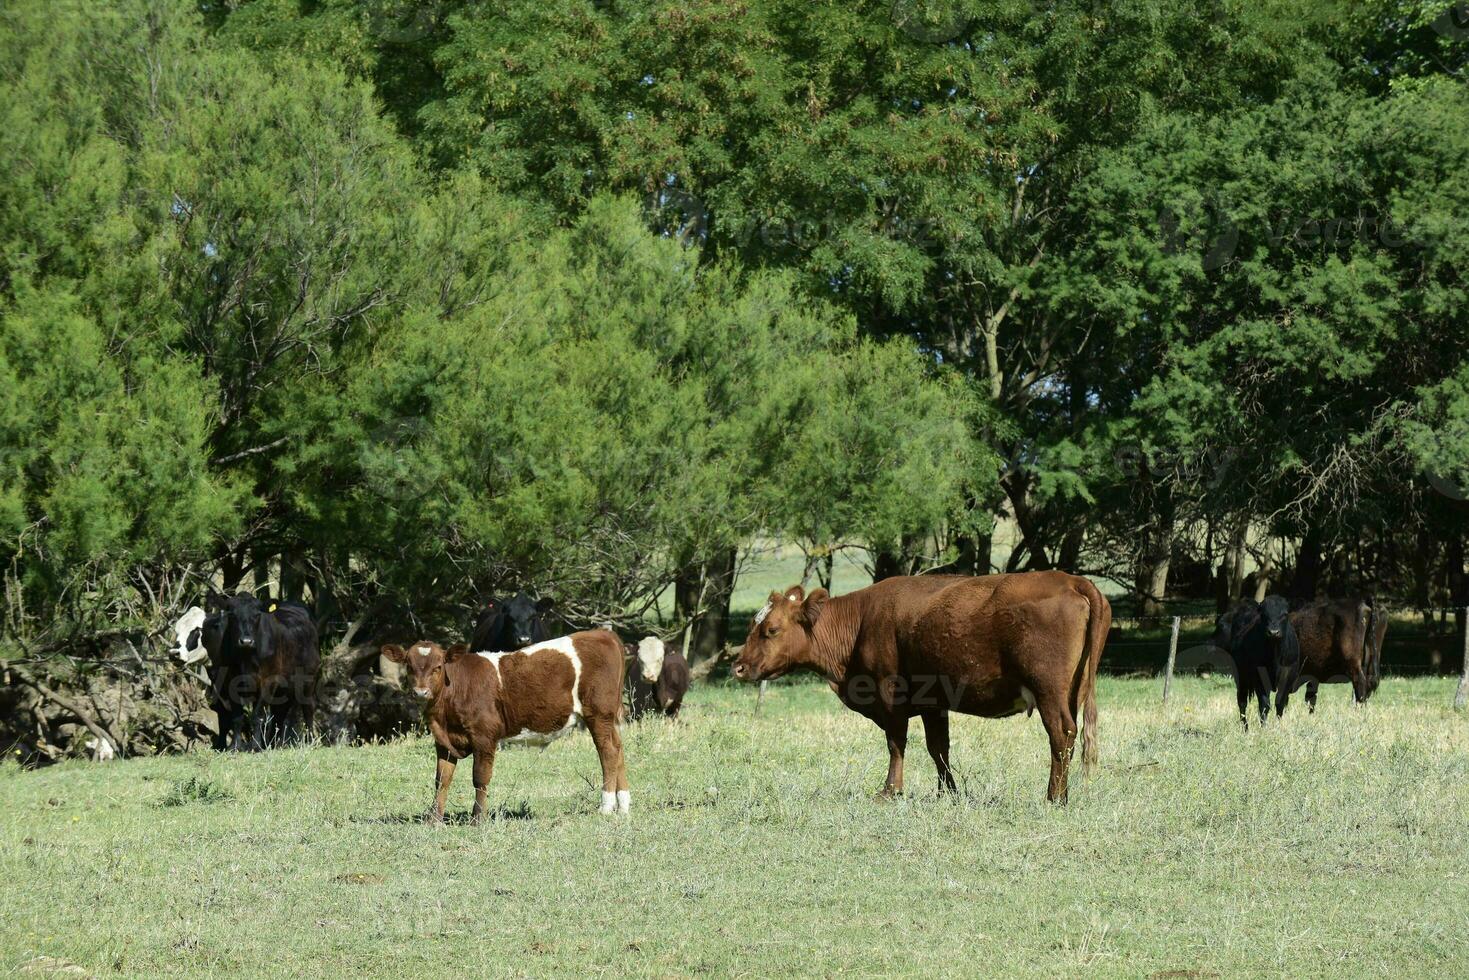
[382,631,628,823]
[733,572,1110,804]
[1286,598,1386,709]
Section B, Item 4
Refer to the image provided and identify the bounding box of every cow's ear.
[800,588,829,627]
[205,592,227,612]
[381,644,407,664]
[444,642,470,662]
[783,585,805,605]
[535,596,556,613]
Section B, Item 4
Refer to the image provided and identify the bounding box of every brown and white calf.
[382,630,629,822]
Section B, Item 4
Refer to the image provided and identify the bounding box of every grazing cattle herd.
[167,572,1396,815]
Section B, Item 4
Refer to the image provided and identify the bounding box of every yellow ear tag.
[268,603,277,612]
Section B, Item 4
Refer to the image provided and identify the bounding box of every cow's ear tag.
[268,603,277,612]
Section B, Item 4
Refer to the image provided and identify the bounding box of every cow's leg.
[1037,696,1077,804]
[587,717,628,814]
[1235,675,1251,730]
[428,745,456,824]
[469,748,497,826]
[878,717,908,798]
[1305,679,1319,713]
[1252,666,1272,727]
[1350,663,1370,704]
[211,699,235,752]
[921,710,956,795]
[230,708,246,752]
[1275,664,1297,718]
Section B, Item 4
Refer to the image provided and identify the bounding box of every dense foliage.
[1,0,1465,660]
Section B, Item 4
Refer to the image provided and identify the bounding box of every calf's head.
[169,606,209,665]
[382,641,468,700]
[733,585,828,682]
[636,637,666,684]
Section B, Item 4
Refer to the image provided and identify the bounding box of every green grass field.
[2,676,1466,977]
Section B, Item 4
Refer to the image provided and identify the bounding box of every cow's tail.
[1363,597,1383,695]
[1074,577,1111,770]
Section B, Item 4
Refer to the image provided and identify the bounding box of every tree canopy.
[1,0,1465,655]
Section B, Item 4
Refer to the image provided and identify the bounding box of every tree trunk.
[280,551,307,605]
[1225,521,1247,604]
[1004,474,1053,572]
[1291,523,1323,600]
[1135,509,1173,618]
[675,548,737,667]
[1136,551,1171,618]
[1057,526,1083,573]
[873,532,924,581]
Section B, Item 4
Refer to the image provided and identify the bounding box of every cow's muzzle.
[413,687,431,699]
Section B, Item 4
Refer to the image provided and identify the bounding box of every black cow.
[468,590,552,652]
[1214,596,1301,726]
[207,591,320,749]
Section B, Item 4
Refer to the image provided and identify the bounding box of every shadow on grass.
[357,801,536,825]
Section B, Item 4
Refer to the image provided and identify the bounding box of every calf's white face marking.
[636,637,665,684]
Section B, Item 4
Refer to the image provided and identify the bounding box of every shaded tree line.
[3,0,1467,681]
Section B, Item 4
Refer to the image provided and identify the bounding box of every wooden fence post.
[1163,616,1180,704]
[1455,607,1469,710]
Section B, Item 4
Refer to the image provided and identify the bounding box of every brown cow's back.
[1289,599,1374,702]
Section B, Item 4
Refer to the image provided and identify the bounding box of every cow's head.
[1259,595,1291,640]
[503,590,551,648]
[381,641,467,700]
[217,591,275,658]
[636,637,666,684]
[169,606,210,665]
[733,585,828,682]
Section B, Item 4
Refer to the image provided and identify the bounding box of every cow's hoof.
[422,812,445,826]
[873,789,901,802]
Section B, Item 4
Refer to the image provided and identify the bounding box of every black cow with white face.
[469,590,553,652]
[207,591,320,750]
